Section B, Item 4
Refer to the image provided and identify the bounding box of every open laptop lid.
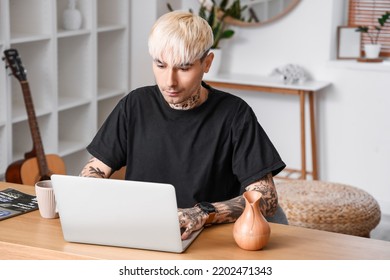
[51,174,201,253]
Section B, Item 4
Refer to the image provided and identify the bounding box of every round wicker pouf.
[276,180,381,237]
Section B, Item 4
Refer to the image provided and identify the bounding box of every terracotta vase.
[233,191,271,250]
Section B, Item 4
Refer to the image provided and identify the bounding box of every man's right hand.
[178,207,208,240]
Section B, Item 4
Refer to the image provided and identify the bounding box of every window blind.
[348,0,390,57]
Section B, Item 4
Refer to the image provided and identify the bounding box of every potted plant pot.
[364,44,381,59]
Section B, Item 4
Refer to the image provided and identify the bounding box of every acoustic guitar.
[3,49,66,186]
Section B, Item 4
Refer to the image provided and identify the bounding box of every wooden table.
[205,73,331,180]
[1,182,389,260]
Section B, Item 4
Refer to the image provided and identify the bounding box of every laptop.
[50,174,203,253]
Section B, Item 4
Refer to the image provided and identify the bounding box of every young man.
[80,11,286,240]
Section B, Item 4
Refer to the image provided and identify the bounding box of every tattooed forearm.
[245,173,278,216]
[80,166,106,178]
[213,196,245,224]
[178,174,277,239]
[87,166,106,178]
[79,157,111,178]
[210,173,277,225]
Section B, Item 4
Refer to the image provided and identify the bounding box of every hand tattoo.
[178,207,206,240]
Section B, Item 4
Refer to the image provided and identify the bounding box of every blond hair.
[148,10,214,66]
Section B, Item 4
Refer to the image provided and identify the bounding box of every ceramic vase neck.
[243,191,262,226]
[67,0,76,9]
[243,190,262,209]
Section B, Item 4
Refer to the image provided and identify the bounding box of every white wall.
[130,0,181,89]
[131,0,390,215]
[129,0,158,89]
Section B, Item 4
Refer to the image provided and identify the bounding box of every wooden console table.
[204,73,331,180]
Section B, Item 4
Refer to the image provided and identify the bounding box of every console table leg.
[299,91,306,179]
[309,92,318,180]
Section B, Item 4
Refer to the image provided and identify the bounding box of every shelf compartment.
[56,0,93,33]
[11,106,53,124]
[97,95,123,128]
[97,0,128,27]
[10,34,52,44]
[97,88,125,101]
[62,150,90,176]
[56,29,91,39]
[9,0,52,42]
[0,45,6,126]
[0,126,6,178]
[9,41,55,123]
[57,34,93,108]
[0,2,4,44]
[58,104,94,156]
[97,25,126,33]
[58,96,91,112]
[11,113,56,161]
[97,30,127,99]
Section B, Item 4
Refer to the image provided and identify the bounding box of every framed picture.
[337,26,361,59]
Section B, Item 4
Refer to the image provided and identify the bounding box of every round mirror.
[222,0,301,27]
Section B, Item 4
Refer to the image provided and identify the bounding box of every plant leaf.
[221,30,235,39]
[220,0,228,10]
[356,26,369,33]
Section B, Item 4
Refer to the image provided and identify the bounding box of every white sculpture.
[271,64,308,84]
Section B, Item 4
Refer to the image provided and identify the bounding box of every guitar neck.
[20,81,50,176]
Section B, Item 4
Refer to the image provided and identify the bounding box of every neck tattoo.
[169,87,204,110]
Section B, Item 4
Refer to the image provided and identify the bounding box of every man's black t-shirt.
[87,83,285,208]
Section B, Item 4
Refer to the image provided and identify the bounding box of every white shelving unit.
[0,0,130,178]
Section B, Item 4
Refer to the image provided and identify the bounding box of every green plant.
[168,0,247,49]
[355,11,390,44]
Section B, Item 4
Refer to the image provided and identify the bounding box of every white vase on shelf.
[63,0,82,30]
[364,44,381,59]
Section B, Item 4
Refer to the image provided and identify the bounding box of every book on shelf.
[0,188,38,220]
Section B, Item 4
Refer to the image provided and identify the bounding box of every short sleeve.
[231,102,285,189]
[87,97,129,170]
